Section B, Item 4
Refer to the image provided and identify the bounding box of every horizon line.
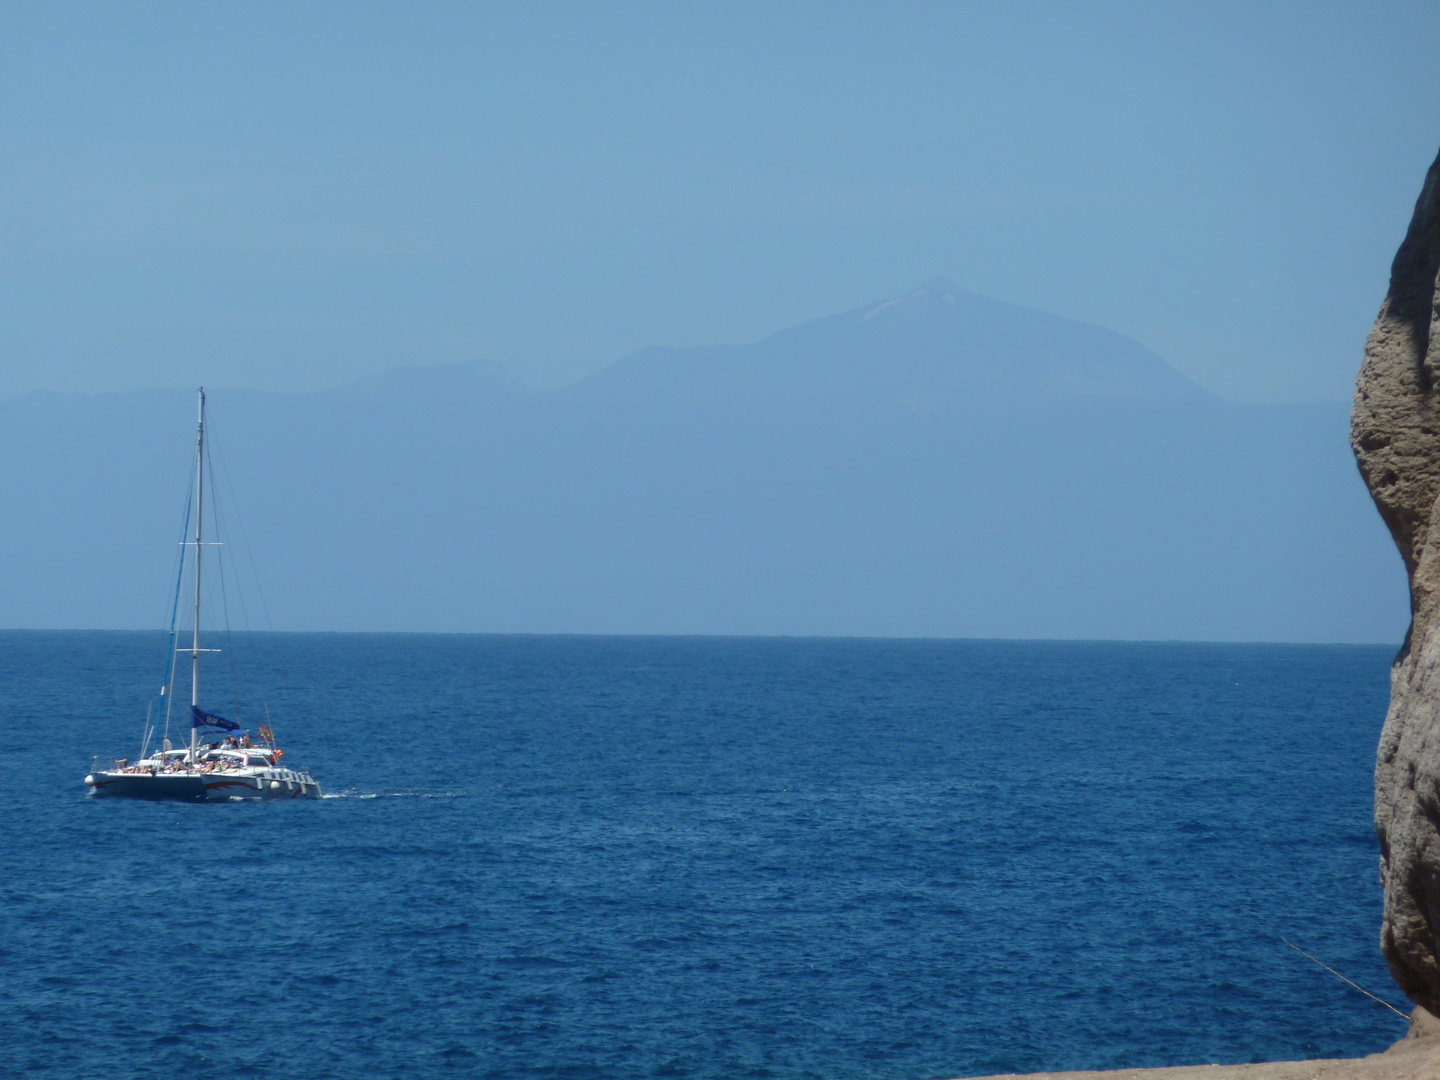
[0,627,1402,649]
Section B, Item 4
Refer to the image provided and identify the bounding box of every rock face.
[1353,144,1440,1011]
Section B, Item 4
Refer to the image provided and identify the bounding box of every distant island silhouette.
[0,281,1401,640]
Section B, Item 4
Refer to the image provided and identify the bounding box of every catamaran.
[84,388,321,801]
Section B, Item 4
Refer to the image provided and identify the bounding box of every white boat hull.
[87,767,321,801]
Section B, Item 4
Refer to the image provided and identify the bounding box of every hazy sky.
[3,1,1438,403]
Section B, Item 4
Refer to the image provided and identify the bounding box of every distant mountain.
[577,278,1205,408]
[0,283,1405,641]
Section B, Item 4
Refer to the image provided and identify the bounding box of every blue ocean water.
[0,633,1408,1079]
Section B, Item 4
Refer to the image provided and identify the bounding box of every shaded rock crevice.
[1353,143,1440,1012]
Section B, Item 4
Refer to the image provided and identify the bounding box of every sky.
[2,1,1439,404]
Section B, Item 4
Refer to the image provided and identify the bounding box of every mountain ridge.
[573,279,1209,409]
[0,280,1211,410]
[0,284,1402,640]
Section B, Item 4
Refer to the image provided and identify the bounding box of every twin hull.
[87,769,321,801]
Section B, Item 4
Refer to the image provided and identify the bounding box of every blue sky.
[2,1,1438,403]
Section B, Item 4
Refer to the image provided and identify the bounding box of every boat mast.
[188,388,205,760]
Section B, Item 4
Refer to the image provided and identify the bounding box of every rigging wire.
[204,436,247,728]
[207,419,277,634]
[146,452,195,759]
[204,413,276,736]
[205,416,280,733]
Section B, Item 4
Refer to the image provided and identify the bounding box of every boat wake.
[321,789,470,800]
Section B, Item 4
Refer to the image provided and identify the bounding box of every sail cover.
[191,705,239,731]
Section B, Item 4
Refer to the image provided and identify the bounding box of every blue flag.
[191,705,239,731]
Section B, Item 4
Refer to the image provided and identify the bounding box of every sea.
[0,632,1410,1080]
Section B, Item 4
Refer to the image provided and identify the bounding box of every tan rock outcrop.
[1353,144,1440,1011]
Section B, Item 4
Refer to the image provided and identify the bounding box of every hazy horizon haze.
[0,280,1405,642]
[3,2,1439,403]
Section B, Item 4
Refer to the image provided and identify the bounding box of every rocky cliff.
[1353,144,1440,1010]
